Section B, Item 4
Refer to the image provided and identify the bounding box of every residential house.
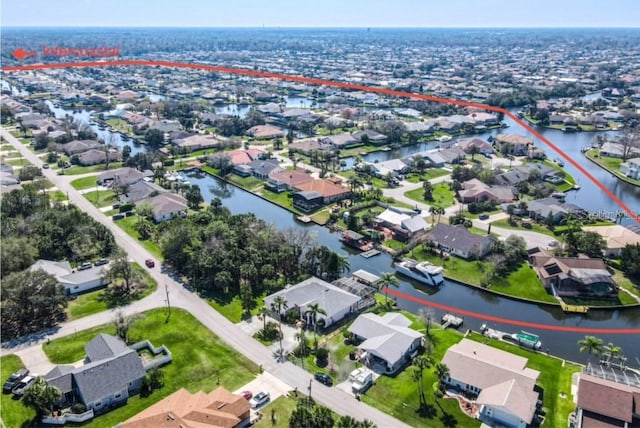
[264,277,363,329]
[288,139,333,156]
[456,138,495,155]
[29,259,108,295]
[77,149,122,166]
[426,224,495,260]
[417,147,465,167]
[620,158,640,180]
[374,207,429,240]
[45,334,171,418]
[367,159,409,178]
[246,124,285,140]
[0,164,19,186]
[529,248,618,298]
[458,178,515,203]
[600,142,640,159]
[404,121,436,135]
[292,190,324,212]
[582,225,640,257]
[352,129,387,145]
[348,312,423,374]
[293,179,351,205]
[60,140,103,156]
[322,133,359,149]
[525,197,583,224]
[172,134,220,153]
[265,169,314,193]
[98,167,153,187]
[575,373,640,428]
[494,164,558,187]
[247,158,282,180]
[138,193,188,223]
[118,387,250,428]
[442,339,540,428]
[120,180,165,203]
[496,134,534,156]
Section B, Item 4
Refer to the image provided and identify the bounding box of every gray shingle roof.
[427,224,493,255]
[86,333,129,362]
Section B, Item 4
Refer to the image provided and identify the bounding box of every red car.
[240,390,253,400]
[145,259,155,268]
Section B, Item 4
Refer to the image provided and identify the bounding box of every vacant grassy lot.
[63,162,123,175]
[115,216,163,260]
[0,355,37,428]
[405,182,455,208]
[41,308,259,428]
[83,189,118,207]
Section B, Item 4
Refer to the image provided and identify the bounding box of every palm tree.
[258,305,269,332]
[603,342,623,365]
[22,376,61,417]
[435,363,450,387]
[429,206,437,225]
[270,296,288,359]
[378,272,400,306]
[347,176,364,194]
[412,355,432,408]
[578,335,603,362]
[468,144,480,161]
[304,302,327,349]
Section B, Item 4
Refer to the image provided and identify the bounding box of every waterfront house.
[59,139,103,156]
[575,373,640,428]
[247,158,282,180]
[529,248,618,298]
[120,180,164,203]
[264,277,362,329]
[322,133,359,149]
[98,167,152,187]
[456,137,495,155]
[458,178,515,204]
[265,169,314,193]
[292,178,351,205]
[582,225,640,257]
[172,134,220,153]
[441,339,540,428]
[118,387,250,428]
[495,134,534,156]
[425,224,495,260]
[292,190,323,212]
[352,129,387,145]
[620,158,640,180]
[348,312,423,374]
[77,149,122,166]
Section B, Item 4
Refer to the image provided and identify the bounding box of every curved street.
[0,127,410,428]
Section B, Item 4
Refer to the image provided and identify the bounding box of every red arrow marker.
[12,48,36,61]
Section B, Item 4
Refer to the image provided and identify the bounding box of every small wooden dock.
[360,249,381,258]
[441,313,464,329]
[296,215,312,223]
[560,302,589,313]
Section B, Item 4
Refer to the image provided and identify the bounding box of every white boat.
[395,259,444,287]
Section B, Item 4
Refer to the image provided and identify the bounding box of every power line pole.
[165,283,171,319]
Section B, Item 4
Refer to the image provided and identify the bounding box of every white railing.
[41,409,94,425]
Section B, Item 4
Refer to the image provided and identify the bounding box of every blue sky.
[2,0,639,27]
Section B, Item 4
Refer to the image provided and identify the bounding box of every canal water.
[183,169,640,364]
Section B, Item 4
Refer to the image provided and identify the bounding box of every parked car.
[77,262,93,271]
[12,375,35,396]
[479,214,490,220]
[240,390,253,400]
[42,163,50,169]
[3,368,29,394]
[145,259,155,268]
[94,258,109,266]
[314,372,333,386]
[250,391,270,408]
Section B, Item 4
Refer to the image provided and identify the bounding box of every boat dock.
[360,249,381,258]
[296,215,312,223]
[441,313,463,329]
[560,301,589,313]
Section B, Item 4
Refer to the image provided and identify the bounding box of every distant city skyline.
[2,0,639,28]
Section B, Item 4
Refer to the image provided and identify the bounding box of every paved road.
[0,127,409,428]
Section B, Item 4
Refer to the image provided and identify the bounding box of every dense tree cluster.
[620,244,640,280]
[1,185,116,278]
[288,397,376,428]
[159,200,347,297]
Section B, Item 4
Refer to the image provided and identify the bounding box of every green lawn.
[407,248,558,303]
[586,150,640,186]
[67,263,158,320]
[40,308,259,428]
[0,355,37,428]
[71,175,100,190]
[612,269,640,303]
[405,182,455,208]
[208,294,265,323]
[114,216,164,260]
[404,169,450,182]
[83,189,118,208]
[4,158,30,166]
[227,174,264,191]
[491,218,557,238]
[62,162,123,175]
[466,332,581,428]
[259,189,304,215]
[290,329,357,383]
[254,395,299,428]
[363,328,478,428]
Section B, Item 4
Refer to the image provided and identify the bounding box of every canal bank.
[176,168,640,364]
